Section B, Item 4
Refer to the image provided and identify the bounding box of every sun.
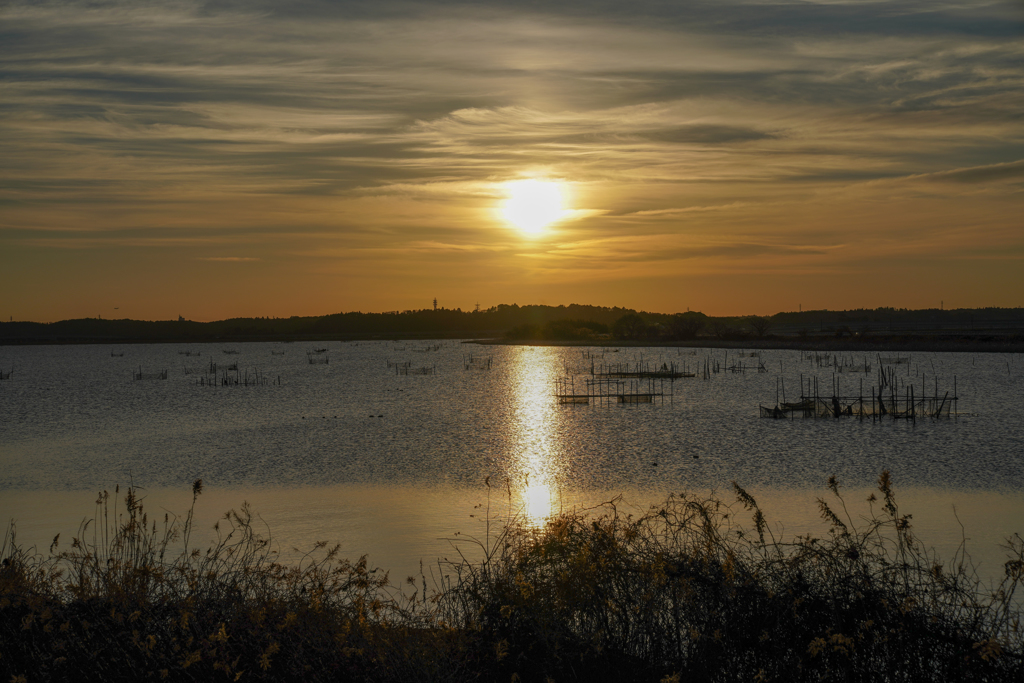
[501,179,565,235]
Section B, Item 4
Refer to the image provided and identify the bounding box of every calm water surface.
[1,341,1021,582]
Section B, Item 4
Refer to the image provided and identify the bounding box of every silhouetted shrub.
[3,474,1022,682]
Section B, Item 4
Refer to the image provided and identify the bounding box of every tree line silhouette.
[1,305,1022,344]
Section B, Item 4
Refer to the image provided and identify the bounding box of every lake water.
[1,341,1021,585]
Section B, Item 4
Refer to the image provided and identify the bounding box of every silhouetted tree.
[612,313,648,340]
[505,324,542,339]
[544,319,608,340]
[709,321,730,339]
[747,315,772,338]
[666,312,707,340]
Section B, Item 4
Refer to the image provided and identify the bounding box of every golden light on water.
[509,346,562,526]
[500,179,567,236]
[521,472,555,523]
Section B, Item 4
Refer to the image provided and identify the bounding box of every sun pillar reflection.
[509,347,563,527]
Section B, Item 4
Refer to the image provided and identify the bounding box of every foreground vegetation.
[3,474,1022,682]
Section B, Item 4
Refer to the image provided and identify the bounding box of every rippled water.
[2,341,1022,580]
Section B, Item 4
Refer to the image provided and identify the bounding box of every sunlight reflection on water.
[509,346,561,527]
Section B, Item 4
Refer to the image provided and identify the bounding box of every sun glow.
[501,179,565,235]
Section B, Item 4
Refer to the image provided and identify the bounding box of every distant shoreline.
[5,332,1020,354]
[474,333,1024,354]
[5,305,1023,352]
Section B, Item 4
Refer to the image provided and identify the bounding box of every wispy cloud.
[197,256,261,262]
[911,159,1024,184]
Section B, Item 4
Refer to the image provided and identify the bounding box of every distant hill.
[0,304,650,344]
[2,305,1023,345]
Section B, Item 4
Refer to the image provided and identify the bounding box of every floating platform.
[591,360,694,380]
[761,374,957,420]
[555,375,672,406]
[557,393,657,404]
[600,370,694,379]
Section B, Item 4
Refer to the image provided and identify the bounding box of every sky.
[1,0,1022,322]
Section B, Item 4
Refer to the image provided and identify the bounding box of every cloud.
[641,125,777,144]
[197,256,261,262]
[621,203,750,217]
[912,159,1024,184]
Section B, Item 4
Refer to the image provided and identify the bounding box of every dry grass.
[438,473,1023,681]
[3,473,1022,682]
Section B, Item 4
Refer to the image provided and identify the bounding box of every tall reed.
[434,472,1023,681]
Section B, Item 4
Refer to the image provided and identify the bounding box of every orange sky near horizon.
[1,1,1022,323]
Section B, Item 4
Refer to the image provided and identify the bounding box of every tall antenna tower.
[433,297,437,312]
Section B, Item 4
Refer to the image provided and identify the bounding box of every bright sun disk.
[502,180,564,235]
